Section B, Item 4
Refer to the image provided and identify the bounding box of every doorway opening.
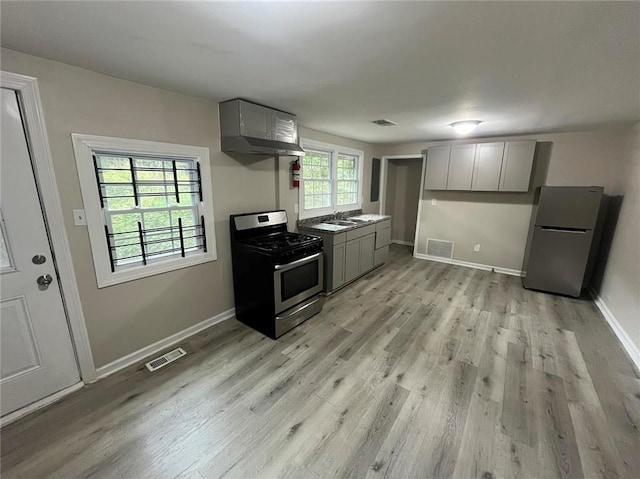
[381,157,423,251]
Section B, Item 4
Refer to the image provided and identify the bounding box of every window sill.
[298,204,362,221]
[96,251,217,288]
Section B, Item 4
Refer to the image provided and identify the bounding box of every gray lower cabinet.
[300,219,390,293]
[374,218,392,266]
[332,242,346,289]
[344,238,362,283]
[359,233,375,273]
[374,245,389,265]
[344,232,375,283]
[375,226,391,249]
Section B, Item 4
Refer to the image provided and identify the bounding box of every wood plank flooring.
[2,245,639,479]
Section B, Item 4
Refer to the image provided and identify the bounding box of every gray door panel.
[332,243,345,290]
[446,144,476,190]
[523,226,593,297]
[535,186,603,229]
[344,239,361,283]
[425,146,450,190]
[360,233,375,273]
[472,142,504,191]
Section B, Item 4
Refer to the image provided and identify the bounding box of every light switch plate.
[431,199,437,206]
[294,203,299,214]
[73,209,87,226]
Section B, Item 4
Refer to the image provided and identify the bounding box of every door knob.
[36,274,53,288]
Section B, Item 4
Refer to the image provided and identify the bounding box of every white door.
[1,87,79,417]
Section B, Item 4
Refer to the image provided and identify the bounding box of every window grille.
[92,153,207,272]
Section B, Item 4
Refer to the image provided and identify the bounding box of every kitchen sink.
[327,220,358,226]
[349,218,370,222]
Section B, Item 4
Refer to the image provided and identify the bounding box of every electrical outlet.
[474,244,481,252]
[431,199,437,206]
[73,209,87,226]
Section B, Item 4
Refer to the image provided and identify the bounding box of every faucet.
[334,210,346,220]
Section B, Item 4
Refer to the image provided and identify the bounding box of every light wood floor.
[2,245,639,479]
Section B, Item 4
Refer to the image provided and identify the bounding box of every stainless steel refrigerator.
[522,186,605,297]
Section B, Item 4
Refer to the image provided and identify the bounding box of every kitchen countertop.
[299,214,391,234]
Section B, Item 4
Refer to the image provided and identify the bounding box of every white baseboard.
[588,288,640,371]
[1,382,84,428]
[414,253,523,277]
[391,239,414,246]
[95,308,236,380]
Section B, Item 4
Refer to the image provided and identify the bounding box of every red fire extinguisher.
[292,159,301,188]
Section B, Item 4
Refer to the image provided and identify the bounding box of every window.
[336,153,359,206]
[0,210,15,273]
[299,139,363,219]
[72,134,216,287]
[301,149,332,210]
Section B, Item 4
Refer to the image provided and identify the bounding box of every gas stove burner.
[244,232,320,251]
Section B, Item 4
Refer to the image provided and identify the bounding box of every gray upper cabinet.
[472,142,505,191]
[424,146,450,190]
[426,139,536,192]
[447,144,476,190]
[499,140,536,192]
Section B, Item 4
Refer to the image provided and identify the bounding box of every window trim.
[72,134,217,288]
[298,138,364,219]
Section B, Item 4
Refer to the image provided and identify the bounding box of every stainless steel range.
[230,210,324,338]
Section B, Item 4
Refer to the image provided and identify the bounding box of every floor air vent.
[426,238,454,258]
[145,348,186,372]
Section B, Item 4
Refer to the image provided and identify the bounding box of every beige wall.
[0,48,383,369]
[593,124,640,352]
[276,126,382,231]
[381,129,631,271]
[385,158,422,243]
[5,47,636,370]
[1,49,278,367]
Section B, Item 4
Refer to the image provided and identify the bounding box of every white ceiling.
[1,1,639,144]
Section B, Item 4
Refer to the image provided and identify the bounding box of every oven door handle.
[274,252,322,272]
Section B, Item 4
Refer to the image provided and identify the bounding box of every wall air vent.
[371,119,398,126]
[145,348,186,372]
[426,238,454,259]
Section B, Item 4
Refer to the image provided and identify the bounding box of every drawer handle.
[276,295,323,320]
[540,227,587,234]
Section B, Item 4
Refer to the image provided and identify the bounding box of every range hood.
[219,99,305,157]
[221,136,305,157]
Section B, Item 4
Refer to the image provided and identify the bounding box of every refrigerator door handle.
[540,227,587,234]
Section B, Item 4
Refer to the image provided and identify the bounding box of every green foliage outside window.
[97,156,200,266]
[301,150,359,210]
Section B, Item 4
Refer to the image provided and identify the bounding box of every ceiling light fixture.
[372,119,398,126]
[450,120,481,135]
